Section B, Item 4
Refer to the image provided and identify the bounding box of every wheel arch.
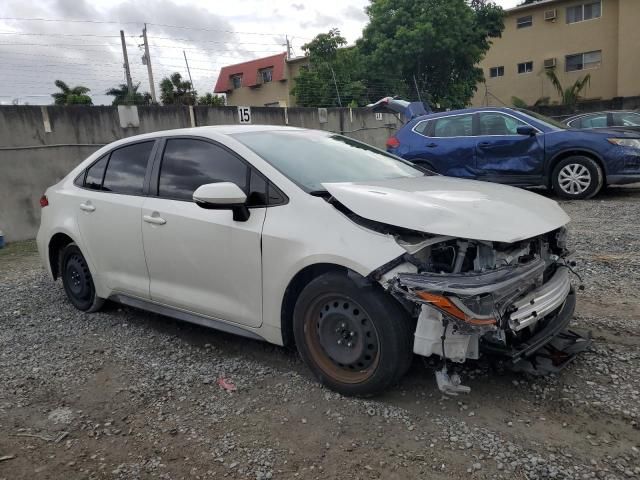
[48,232,76,280]
[547,149,607,188]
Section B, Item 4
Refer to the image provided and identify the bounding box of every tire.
[61,243,105,313]
[551,156,603,200]
[293,272,413,396]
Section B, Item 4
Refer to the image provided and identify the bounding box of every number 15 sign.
[238,106,252,124]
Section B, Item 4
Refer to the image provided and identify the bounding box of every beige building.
[214,53,309,107]
[472,0,640,107]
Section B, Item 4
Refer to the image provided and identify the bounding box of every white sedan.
[37,125,588,396]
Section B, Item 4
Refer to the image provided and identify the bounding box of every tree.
[51,80,92,105]
[357,0,504,109]
[198,93,226,106]
[545,68,591,109]
[160,72,196,105]
[291,29,368,107]
[105,83,152,106]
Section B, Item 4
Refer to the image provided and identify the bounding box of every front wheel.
[293,272,413,396]
[551,156,603,200]
[61,243,105,312]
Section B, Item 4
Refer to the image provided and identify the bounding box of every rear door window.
[102,141,154,195]
[432,115,473,137]
[158,138,248,201]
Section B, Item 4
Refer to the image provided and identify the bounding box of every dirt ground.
[1,186,639,480]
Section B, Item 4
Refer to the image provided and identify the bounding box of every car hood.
[323,176,570,243]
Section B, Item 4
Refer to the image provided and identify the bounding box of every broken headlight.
[415,291,497,327]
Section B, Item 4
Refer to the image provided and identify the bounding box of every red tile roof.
[214,52,287,93]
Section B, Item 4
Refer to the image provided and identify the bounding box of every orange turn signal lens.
[415,291,496,326]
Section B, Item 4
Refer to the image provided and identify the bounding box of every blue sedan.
[385,107,640,199]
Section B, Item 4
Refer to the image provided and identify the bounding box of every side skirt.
[110,294,265,342]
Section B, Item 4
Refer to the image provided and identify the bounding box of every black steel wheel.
[61,243,104,312]
[293,272,413,396]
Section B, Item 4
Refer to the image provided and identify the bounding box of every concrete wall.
[0,105,401,242]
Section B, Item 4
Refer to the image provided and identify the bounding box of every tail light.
[386,136,400,149]
[40,195,49,208]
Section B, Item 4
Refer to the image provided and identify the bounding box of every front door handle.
[143,214,166,226]
[79,202,95,212]
[478,142,492,149]
[426,142,438,148]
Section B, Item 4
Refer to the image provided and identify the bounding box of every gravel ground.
[1,186,639,480]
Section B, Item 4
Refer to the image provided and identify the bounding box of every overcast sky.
[0,0,522,105]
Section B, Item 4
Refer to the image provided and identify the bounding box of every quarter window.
[566,1,601,24]
[566,50,601,71]
[102,141,154,195]
[158,139,248,202]
[489,66,504,78]
[478,113,529,136]
[84,155,109,190]
[517,61,534,74]
[517,15,533,28]
[432,115,473,137]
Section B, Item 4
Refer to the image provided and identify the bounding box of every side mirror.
[193,182,250,221]
[517,125,537,136]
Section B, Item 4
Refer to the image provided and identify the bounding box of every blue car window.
[578,115,607,129]
[433,115,473,137]
[613,112,640,127]
[478,112,527,135]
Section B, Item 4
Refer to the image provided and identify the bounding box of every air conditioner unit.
[544,9,557,21]
[544,58,557,69]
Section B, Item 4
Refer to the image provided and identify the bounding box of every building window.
[566,1,601,24]
[566,50,601,71]
[517,61,534,74]
[517,15,533,28]
[260,68,273,84]
[231,74,242,89]
[489,66,504,78]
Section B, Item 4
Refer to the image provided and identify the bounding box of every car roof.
[413,107,515,121]
[101,124,305,148]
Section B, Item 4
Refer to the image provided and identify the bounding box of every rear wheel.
[551,156,603,200]
[61,243,104,312]
[293,272,413,396]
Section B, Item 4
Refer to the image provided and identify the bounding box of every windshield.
[233,130,425,192]
[515,109,566,130]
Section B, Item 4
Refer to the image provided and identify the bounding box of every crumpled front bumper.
[481,289,592,374]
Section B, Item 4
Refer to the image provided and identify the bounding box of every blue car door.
[474,112,545,184]
[409,113,478,178]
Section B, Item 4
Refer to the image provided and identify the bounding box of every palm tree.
[545,68,591,110]
[51,80,92,105]
[105,83,152,106]
[160,72,196,105]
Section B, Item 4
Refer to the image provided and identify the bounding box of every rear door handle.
[477,142,492,149]
[143,214,166,225]
[79,202,95,212]
[426,142,438,148]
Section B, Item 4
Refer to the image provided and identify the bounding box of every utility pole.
[183,50,197,105]
[141,24,157,103]
[120,30,134,96]
[285,35,292,60]
[329,65,342,107]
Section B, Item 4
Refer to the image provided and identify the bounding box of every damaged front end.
[380,229,591,393]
